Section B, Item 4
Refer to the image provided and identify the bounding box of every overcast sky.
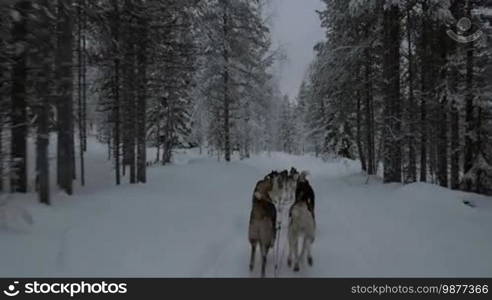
[268,0,325,101]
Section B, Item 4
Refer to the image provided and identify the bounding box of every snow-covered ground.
[1,140,492,277]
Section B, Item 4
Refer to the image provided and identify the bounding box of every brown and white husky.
[248,172,278,277]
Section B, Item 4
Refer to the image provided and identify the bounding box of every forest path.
[1,146,492,277]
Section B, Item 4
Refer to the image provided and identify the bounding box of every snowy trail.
[1,145,492,277]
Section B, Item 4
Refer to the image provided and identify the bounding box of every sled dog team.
[248,167,316,277]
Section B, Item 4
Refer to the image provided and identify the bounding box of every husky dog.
[248,173,278,277]
[296,171,315,217]
[287,171,315,272]
[279,170,289,185]
[264,171,284,205]
[286,168,300,203]
[272,168,301,205]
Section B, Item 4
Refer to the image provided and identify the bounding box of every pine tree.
[0,3,10,192]
[10,1,30,193]
[199,0,274,161]
[56,0,75,195]
[32,0,56,204]
[307,0,491,194]
[382,3,402,183]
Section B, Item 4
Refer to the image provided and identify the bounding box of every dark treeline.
[1,0,491,205]
[0,0,278,204]
[295,0,492,194]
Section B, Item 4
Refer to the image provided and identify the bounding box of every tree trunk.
[0,15,6,192]
[383,4,402,183]
[79,0,86,186]
[122,1,136,184]
[155,113,161,164]
[406,4,417,183]
[10,1,30,193]
[81,0,87,153]
[449,0,464,190]
[450,101,460,189]
[35,1,53,205]
[125,58,136,184]
[37,95,50,205]
[463,2,475,191]
[56,0,75,194]
[223,2,231,162]
[419,2,430,183]
[437,29,449,188]
[107,124,112,161]
[356,89,367,172]
[136,16,148,184]
[364,49,375,175]
[112,0,121,186]
[162,98,174,165]
[437,98,449,187]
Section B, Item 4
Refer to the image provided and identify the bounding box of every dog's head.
[264,171,279,181]
[288,167,299,183]
[264,170,284,189]
[254,174,277,203]
[257,170,288,202]
[254,180,270,197]
[277,170,289,188]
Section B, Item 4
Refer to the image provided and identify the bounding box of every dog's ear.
[290,169,299,180]
[299,171,310,182]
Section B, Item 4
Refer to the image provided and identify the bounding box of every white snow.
[1,140,492,277]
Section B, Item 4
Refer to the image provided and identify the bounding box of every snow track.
[1,145,492,277]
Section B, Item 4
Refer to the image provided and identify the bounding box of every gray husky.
[287,171,315,272]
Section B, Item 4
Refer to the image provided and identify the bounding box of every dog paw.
[307,257,313,266]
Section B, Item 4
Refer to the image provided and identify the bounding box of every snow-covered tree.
[304,0,492,194]
[197,0,275,161]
